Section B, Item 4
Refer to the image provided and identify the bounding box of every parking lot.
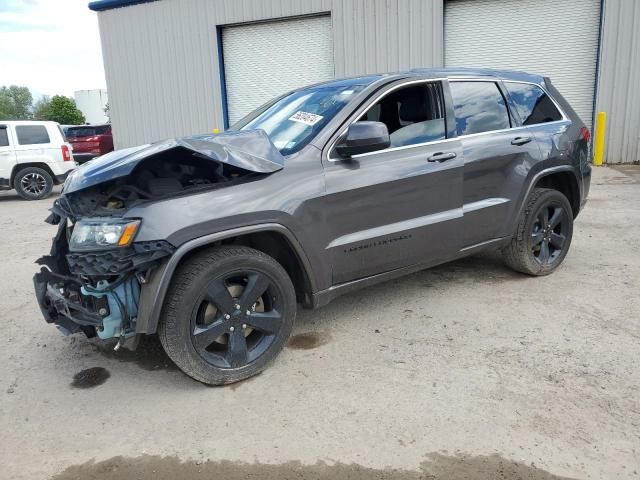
[1,165,638,480]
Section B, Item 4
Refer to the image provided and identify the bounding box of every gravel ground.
[0,166,638,480]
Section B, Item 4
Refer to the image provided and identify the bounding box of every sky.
[0,0,105,99]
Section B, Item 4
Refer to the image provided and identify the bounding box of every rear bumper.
[73,153,98,164]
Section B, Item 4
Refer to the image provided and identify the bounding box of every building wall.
[595,0,640,164]
[73,89,109,125]
[97,0,444,148]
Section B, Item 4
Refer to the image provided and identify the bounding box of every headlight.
[69,219,141,251]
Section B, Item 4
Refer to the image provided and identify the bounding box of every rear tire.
[14,167,53,200]
[158,246,296,385]
[503,188,573,276]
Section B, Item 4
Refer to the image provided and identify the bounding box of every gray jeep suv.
[34,68,592,385]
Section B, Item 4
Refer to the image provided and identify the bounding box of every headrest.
[399,98,427,122]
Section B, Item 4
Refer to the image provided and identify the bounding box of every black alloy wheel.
[530,203,570,267]
[191,270,284,369]
[159,246,296,385]
[503,188,574,276]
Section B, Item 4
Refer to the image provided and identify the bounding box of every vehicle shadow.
[297,250,523,327]
[0,187,61,202]
[70,251,520,381]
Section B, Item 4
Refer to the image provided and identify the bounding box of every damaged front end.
[33,130,284,348]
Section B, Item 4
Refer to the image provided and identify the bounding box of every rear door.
[14,124,54,167]
[323,79,464,285]
[448,79,543,248]
[0,125,17,186]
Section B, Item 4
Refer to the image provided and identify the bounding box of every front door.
[322,80,464,285]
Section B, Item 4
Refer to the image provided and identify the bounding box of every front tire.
[158,246,296,385]
[14,167,53,200]
[503,188,573,276]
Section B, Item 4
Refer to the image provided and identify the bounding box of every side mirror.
[335,121,390,158]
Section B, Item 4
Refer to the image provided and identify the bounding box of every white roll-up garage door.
[445,0,600,127]
[222,15,334,125]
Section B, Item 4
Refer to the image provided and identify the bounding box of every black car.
[34,68,592,385]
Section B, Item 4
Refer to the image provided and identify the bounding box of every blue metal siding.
[89,0,158,11]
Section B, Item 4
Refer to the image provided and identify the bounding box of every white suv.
[0,121,76,200]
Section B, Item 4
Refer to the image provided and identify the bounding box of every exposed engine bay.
[33,130,285,348]
[56,146,262,219]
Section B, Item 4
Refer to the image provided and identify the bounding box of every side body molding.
[135,223,315,334]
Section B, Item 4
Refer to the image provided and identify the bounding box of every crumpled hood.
[63,129,284,194]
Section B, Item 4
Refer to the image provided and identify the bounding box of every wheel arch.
[137,223,316,335]
[11,163,57,185]
[533,169,581,218]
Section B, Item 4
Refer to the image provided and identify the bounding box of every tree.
[103,102,110,122]
[33,95,52,120]
[39,95,85,125]
[0,85,33,120]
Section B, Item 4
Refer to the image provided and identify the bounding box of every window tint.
[0,127,9,147]
[66,125,111,138]
[450,82,510,136]
[16,125,50,145]
[504,82,563,125]
[363,82,446,148]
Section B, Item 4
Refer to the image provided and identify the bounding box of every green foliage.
[0,85,33,120]
[39,95,85,125]
[33,95,52,120]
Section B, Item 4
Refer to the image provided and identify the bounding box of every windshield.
[230,83,367,156]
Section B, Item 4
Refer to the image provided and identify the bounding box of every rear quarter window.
[449,81,510,136]
[504,82,563,125]
[0,127,9,147]
[15,125,50,145]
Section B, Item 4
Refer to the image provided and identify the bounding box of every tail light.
[580,127,591,143]
[61,144,72,162]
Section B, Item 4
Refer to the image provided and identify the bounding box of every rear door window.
[504,82,563,125]
[15,125,50,145]
[0,126,9,147]
[449,81,510,136]
[363,81,446,148]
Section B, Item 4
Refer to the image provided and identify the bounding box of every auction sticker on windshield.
[289,111,324,126]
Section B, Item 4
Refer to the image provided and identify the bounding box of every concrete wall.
[595,0,640,164]
[97,0,443,148]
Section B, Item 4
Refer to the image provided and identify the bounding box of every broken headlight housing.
[69,219,141,252]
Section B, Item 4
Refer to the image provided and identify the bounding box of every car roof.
[0,120,59,126]
[308,67,546,91]
[67,124,111,128]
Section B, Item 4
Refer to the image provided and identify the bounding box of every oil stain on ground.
[70,367,110,389]
[51,454,581,480]
[287,332,331,350]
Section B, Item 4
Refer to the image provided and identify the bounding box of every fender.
[511,165,580,226]
[135,223,316,334]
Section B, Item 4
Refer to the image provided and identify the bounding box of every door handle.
[427,152,457,162]
[511,136,532,146]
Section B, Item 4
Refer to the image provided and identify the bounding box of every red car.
[65,124,114,163]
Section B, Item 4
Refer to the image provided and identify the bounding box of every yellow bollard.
[593,112,606,166]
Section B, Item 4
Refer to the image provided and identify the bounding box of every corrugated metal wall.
[97,0,443,148]
[595,0,640,164]
[445,0,601,130]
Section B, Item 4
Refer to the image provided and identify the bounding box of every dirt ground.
[1,166,638,480]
